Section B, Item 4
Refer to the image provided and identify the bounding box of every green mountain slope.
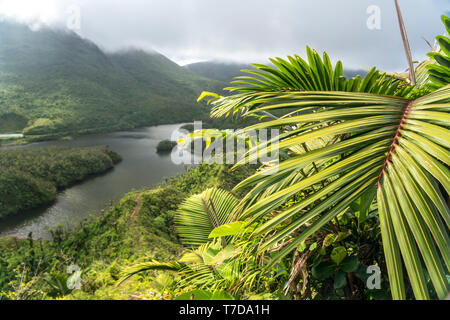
[0,21,225,136]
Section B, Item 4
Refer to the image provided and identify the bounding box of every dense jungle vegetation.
[0,146,121,218]
[0,164,254,300]
[118,14,450,300]
[0,163,391,300]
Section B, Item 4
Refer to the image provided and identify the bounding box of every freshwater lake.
[0,123,190,239]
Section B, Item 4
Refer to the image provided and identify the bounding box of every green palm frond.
[119,191,253,294]
[425,15,450,90]
[415,58,436,89]
[200,46,416,120]
[229,85,450,300]
[196,42,449,299]
[175,188,240,248]
[176,238,264,294]
[117,260,185,285]
[177,240,240,290]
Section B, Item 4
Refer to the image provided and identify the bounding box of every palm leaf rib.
[376,101,413,188]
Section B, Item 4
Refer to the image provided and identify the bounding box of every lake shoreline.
[0,146,122,227]
[0,120,194,148]
[0,123,188,239]
[0,164,120,237]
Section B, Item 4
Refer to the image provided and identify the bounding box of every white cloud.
[0,0,449,71]
[0,0,61,24]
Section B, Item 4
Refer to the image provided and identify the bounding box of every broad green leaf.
[331,247,348,265]
[340,256,360,273]
[312,261,336,280]
[334,271,347,289]
[208,245,241,266]
[208,221,255,238]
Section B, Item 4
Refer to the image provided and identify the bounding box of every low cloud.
[1,0,449,70]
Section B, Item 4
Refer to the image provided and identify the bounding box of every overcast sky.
[0,0,449,71]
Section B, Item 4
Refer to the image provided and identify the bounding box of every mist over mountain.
[0,21,224,136]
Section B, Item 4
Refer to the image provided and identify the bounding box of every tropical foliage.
[174,188,239,247]
[120,187,265,299]
[1,11,448,303]
[165,15,450,300]
[425,16,450,90]
[0,164,254,300]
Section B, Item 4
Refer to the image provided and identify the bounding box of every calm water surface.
[0,124,189,239]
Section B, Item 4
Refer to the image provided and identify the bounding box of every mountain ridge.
[0,21,225,137]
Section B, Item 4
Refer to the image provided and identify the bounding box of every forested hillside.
[0,164,254,300]
[0,21,225,138]
[0,146,121,218]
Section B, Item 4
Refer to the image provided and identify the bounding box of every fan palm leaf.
[236,86,450,300]
[175,188,239,248]
[194,41,450,299]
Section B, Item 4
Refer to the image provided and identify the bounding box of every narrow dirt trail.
[129,194,143,224]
